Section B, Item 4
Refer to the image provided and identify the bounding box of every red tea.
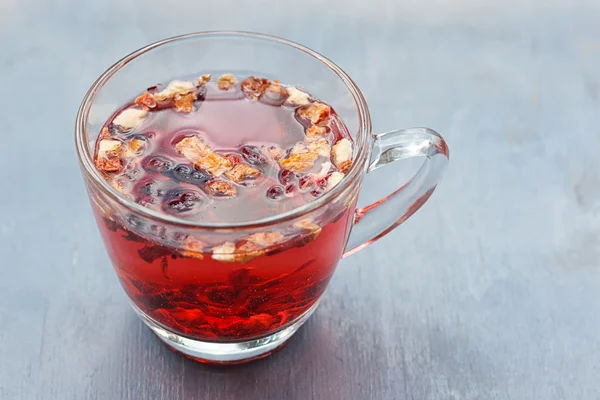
[92,74,356,341]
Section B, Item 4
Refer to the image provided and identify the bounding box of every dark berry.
[266,185,285,200]
[142,156,174,173]
[285,184,296,196]
[162,190,204,215]
[279,169,295,185]
[167,164,210,186]
[189,169,210,185]
[240,145,267,165]
[169,164,191,180]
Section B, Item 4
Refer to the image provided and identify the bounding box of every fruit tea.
[92,73,356,341]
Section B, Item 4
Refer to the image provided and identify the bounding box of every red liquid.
[95,205,354,341]
[92,75,355,341]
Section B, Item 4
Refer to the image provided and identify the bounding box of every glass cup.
[75,32,449,364]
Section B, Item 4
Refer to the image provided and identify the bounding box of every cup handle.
[342,127,450,257]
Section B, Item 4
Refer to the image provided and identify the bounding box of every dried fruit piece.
[286,86,310,106]
[121,138,145,158]
[173,92,196,113]
[95,156,122,173]
[224,153,242,166]
[326,171,345,191]
[235,241,265,264]
[331,138,353,173]
[175,136,232,176]
[297,103,331,125]
[136,79,204,112]
[196,152,233,176]
[113,108,148,129]
[286,140,327,167]
[225,164,261,183]
[212,241,236,262]
[294,218,322,240]
[175,136,212,164]
[153,80,196,101]
[279,152,318,173]
[306,125,327,139]
[97,139,122,158]
[307,138,331,157]
[135,92,157,109]
[96,137,124,173]
[179,238,205,259]
[290,142,309,155]
[337,160,352,174]
[217,74,237,90]
[205,180,237,197]
[232,231,284,263]
[241,76,271,99]
[294,218,321,232]
[245,231,284,247]
[211,234,281,264]
[197,74,211,85]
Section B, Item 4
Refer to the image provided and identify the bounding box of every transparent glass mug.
[75,32,449,364]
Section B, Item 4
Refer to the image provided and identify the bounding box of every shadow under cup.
[76,32,372,364]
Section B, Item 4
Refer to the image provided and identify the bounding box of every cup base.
[130,300,319,365]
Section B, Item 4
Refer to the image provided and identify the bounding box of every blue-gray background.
[1,0,599,399]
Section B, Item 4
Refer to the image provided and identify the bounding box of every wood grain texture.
[1,0,600,399]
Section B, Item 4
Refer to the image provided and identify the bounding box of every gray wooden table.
[2,0,599,399]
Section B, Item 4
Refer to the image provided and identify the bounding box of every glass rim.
[75,31,371,229]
